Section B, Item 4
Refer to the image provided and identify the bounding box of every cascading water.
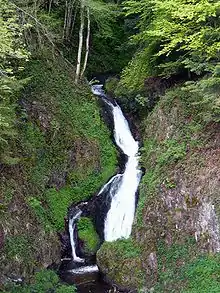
[67,84,141,262]
[69,208,84,263]
[61,84,142,291]
[92,85,142,241]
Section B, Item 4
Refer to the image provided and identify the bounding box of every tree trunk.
[81,7,90,78]
[48,0,53,14]
[75,0,85,84]
[63,0,68,39]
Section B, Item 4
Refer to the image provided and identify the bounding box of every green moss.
[105,77,119,95]
[103,238,141,259]
[77,217,100,254]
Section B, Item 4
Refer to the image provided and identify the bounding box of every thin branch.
[13,3,75,70]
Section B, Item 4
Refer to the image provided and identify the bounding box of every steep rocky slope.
[0,50,117,288]
[97,85,220,292]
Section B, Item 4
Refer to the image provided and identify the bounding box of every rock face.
[97,90,220,291]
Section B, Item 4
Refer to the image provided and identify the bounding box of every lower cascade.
[61,84,142,288]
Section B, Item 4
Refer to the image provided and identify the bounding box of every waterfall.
[67,85,142,263]
[69,209,85,263]
[92,85,142,242]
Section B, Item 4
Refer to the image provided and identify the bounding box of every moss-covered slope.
[0,51,117,287]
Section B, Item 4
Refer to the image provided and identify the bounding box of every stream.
[60,85,142,292]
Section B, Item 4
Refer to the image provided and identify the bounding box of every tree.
[75,0,116,83]
[0,0,29,160]
[121,0,220,90]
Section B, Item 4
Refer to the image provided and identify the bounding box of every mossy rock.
[97,239,144,290]
[77,217,100,255]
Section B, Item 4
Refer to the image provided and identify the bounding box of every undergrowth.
[17,51,117,231]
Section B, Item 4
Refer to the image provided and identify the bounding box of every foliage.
[121,0,220,94]
[105,77,119,94]
[19,54,117,231]
[182,255,220,293]
[0,0,29,159]
[27,196,53,232]
[97,238,144,289]
[182,75,220,122]
[77,217,100,254]
[4,270,76,293]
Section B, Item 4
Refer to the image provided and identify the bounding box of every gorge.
[61,84,142,290]
[1,1,220,292]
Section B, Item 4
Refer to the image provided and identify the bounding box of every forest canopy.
[122,0,220,90]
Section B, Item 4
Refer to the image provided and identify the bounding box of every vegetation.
[97,238,144,289]
[0,0,118,286]
[154,239,220,292]
[1,0,220,291]
[3,270,76,293]
[122,0,220,87]
[0,0,29,161]
[99,238,141,259]
[77,217,100,254]
[19,53,117,231]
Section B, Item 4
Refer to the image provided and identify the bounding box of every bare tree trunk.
[70,3,78,38]
[48,0,53,14]
[81,7,90,78]
[75,0,85,84]
[63,0,68,40]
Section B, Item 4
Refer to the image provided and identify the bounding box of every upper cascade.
[92,84,142,241]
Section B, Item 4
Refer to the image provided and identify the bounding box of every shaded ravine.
[60,85,142,290]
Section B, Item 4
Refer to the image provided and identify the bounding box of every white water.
[69,210,85,263]
[68,265,99,274]
[92,85,142,242]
